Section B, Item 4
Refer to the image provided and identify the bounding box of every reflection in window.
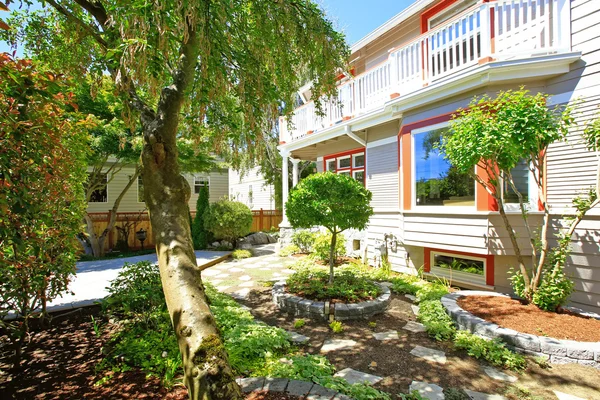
[137,176,145,203]
[353,153,365,168]
[433,253,484,276]
[194,176,209,194]
[327,160,336,172]
[414,128,474,207]
[503,160,529,203]
[87,173,108,203]
[338,156,351,169]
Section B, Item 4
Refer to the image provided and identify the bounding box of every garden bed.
[441,291,600,368]
[457,295,600,342]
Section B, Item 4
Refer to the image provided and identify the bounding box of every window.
[248,184,253,204]
[87,173,108,203]
[430,251,487,287]
[503,160,530,204]
[137,176,145,203]
[324,149,366,185]
[194,176,210,194]
[413,125,474,207]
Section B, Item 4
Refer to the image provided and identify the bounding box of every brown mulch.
[245,390,302,400]
[457,295,600,342]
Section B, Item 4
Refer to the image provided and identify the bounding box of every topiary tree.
[0,54,90,366]
[286,172,373,283]
[441,89,594,310]
[192,185,210,249]
[204,199,253,247]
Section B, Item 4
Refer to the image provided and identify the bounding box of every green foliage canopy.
[286,172,373,235]
[203,199,253,244]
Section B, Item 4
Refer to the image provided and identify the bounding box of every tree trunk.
[141,130,242,400]
[329,231,337,284]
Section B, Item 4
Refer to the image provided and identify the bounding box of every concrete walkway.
[44,250,230,313]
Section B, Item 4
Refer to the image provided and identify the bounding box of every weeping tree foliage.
[5,1,347,398]
[286,172,373,284]
[441,89,594,310]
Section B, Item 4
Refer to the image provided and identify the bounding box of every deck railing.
[280,0,569,144]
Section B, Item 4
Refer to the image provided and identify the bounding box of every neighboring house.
[278,0,600,312]
[87,164,229,214]
[229,166,276,211]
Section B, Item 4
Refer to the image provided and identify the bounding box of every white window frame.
[337,170,351,177]
[194,175,210,194]
[87,173,108,203]
[411,121,476,211]
[353,152,365,168]
[430,250,487,287]
[501,163,538,212]
[353,169,365,182]
[337,155,351,170]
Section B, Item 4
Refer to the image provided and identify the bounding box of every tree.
[0,54,90,366]
[441,89,590,309]
[203,199,252,247]
[7,2,347,398]
[286,172,373,283]
[192,185,210,249]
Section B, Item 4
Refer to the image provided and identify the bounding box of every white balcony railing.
[280,0,570,144]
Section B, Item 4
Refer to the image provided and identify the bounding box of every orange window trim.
[424,247,495,286]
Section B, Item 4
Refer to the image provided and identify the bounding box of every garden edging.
[272,282,391,321]
[236,377,352,399]
[441,291,600,369]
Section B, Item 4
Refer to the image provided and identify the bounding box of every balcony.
[280,0,572,144]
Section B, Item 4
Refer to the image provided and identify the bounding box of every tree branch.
[45,0,108,49]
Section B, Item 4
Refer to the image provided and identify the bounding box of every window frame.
[193,175,210,195]
[324,148,366,185]
[501,163,538,212]
[428,249,489,287]
[411,121,476,211]
[87,173,108,203]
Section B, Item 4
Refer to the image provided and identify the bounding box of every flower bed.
[441,291,600,368]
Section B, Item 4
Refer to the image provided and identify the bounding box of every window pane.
[504,160,529,203]
[338,157,351,169]
[354,170,365,183]
[327,160,336,172]
[353,153,365,168]
[414,128,474,207]
[87,173,108,203]
[338,171,351,177]
[434,254,484,275]
[194,177,209,194]
[138,176,145,203]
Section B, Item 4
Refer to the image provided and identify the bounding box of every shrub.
[510,268,573,312]
[415,281,450,302]
[294,319,306,329]
[313,232,346,263]
[286,172,373,283]
[454,330,526,371]
[192,185,211,249]
[286,266,380,303]
[279,244,300,257]
[291,230,317,253]
[417,300,457,341]
[204,199,252,245]
[0,55,90,365]
[390,274,424,295]
[329,320,343,333]
[232,249,253,259]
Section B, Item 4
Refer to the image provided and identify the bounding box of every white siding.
[228,167,275,210]
[366,139,399,210]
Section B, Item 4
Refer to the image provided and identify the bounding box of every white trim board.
[367,136,398,149]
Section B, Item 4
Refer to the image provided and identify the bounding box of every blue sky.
[1,1,415,54]
[320,0,414,46]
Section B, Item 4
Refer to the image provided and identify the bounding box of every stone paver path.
[553,391,587,400]
[372,330,399,341]
[402,321,426,333]
[464,389,508,400]
[287,331,310,344]
[321,339,358,353]
[410,345,447,364]
[334,368,383,385]
[409,381,444,400]
[483,367,517,383]
[411,304,420,315]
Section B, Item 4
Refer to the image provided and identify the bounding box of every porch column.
[291,158,300,187]
[280,149,290,227]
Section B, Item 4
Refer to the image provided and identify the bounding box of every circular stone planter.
[272,282,391,321]
[236,377,353,399]
[441,291,600,369]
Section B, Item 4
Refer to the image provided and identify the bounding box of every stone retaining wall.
[272,282,391,321]
[236,377,352,399]
[441,291,600,369]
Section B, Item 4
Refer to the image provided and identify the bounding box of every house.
[278,0,600,313]
[229,166,276,211]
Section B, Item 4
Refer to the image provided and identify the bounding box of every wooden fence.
[88,209,282,251]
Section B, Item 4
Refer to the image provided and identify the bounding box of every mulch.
[457,295,600,342]
[245,390,302,400]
